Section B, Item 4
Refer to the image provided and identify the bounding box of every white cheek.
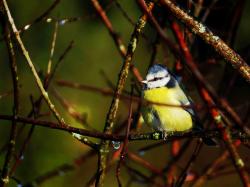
[147,76,170,89]
[146,74,154,81]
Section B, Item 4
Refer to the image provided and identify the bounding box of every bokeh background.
[0,0,250,186]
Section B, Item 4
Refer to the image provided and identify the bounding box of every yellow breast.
[141,87,193,132]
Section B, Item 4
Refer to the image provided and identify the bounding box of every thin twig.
[91,0,143,82]
[162,140,192,173]
[47,21,59,75]
[137,0,180,58]
[56,79,196,109]
[116,85,134,187]
[24,150,96,186]
[51,88,94,130]
[226,0,246,46]
[127,152,162,176]
[0,90,12,100]
[124,164,164,187]
[192,140,241,187]
[138,141,166,153]
[167,140,181,186]
[149,140,192,183]
[175,140,203,187]
[114,0,136,25]
[19,0,61,33]
[0,19,19,187]
[91,0,126,57]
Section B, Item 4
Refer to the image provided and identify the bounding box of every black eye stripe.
[148,74,169,82]
[148,77,162,82]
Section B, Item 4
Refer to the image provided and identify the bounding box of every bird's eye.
[149,77,162,82]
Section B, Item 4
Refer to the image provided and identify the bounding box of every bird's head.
[142,64,171,89]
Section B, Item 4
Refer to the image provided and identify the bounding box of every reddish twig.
[167,140,181,186]
[175,140,203,187]
[56,79,196,109]
[91,0,143,82]
[137,0,180,59]
[127,152,162,176]
[192,140,242,187]
[114,0,136,25]
[124,164,164,187]
[116,85,134,186]
[0,90,12,100]
[51,88,93,129]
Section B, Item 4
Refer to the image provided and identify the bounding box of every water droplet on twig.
[59,20,67,26]
[24,24,30,30]
[112,141,121,150]
[20,155,24,160]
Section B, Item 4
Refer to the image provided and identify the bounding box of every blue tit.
[141,64,215,145]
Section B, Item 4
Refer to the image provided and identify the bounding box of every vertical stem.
[95,2,154,186]
[116,85,134,187]
[175,140,203,187]
[0,21,19,187]
[47,21,58,75]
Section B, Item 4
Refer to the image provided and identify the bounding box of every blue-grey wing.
[151,110,164,131]
[178,91,195,117]
[165,73,195,116]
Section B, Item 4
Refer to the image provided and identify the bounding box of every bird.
[141,64,216,145]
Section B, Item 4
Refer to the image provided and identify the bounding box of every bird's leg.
[162,131,168,141]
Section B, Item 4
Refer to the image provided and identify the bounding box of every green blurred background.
[0,0,250,186]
